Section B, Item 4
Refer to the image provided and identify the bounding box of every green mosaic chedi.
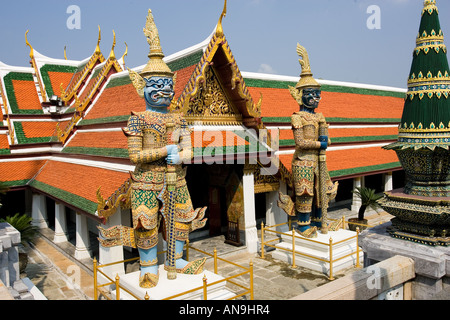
[381,0,450,246]
[402,2,450,133]
[385,0,450,198]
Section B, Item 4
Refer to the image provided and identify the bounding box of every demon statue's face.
[143,76,175,109]
[302,88,321,110]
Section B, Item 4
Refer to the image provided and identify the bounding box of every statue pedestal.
[359,222,450,299]
[272,229,363,276]
[111,265,235,300]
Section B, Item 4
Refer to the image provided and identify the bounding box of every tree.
[352,187,383,221]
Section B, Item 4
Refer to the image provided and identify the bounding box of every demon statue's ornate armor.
[98,9,206,288]
[278,44,338,238]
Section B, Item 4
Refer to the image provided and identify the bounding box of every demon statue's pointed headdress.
[128,9,174,98]
[289,44,321,105]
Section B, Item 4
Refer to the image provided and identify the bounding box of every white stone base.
[272,229,363,276]
[111,265,235,300]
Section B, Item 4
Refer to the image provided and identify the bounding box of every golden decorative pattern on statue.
[135,227,159,249]
[97,225,136,248]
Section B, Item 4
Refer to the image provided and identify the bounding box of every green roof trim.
[29,180,97,214]
[262,117,401,124]
[78,115,130,126]
[62,147,129,158]
[244,78,406,98]
[1,179,29,188]
[3,72,43,115]
[279,135,397,147]
[39,64,78,97]
[330,162,401,178]
[105,75,132,89]
[167,49,204,72]
[331,135,398,144]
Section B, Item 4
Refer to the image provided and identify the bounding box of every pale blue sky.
[0,0,449,88]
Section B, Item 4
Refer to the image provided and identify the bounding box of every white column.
[384,172,393,192]
[351,176,364,212]
[265,181,288,233]
[53,202,69,243]
[31,193,48,229]
[242,167,258,253]
[99,208,125,278]
[74,213,92,260]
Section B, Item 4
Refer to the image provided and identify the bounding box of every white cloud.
[258,63,277,74]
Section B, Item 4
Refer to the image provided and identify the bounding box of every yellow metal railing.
[93,242,254,301]
[260,218,363,281]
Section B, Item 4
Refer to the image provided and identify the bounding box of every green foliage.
[352,187,383,221]
[0,213,38,245]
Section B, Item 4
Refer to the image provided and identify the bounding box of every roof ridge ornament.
[216,0,227,37]
[25,30,34,59]
[95,25,102,55]
[109,30,116,60]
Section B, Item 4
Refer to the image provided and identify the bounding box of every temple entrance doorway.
[186,164,244,239]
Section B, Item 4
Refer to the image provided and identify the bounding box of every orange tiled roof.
[247,87,404,121]
[320,92,403,119]
[83,64,197,122]
[279,146,399,178]
[328,127,398,139]
[11,80,41,111]
[0,134,10,150]
[191,131,250,148]
[326,147,399,173]
[21,121,58,139]
[66,131,127,149]
[83,83,144,120]
[47,71,75,97]
[32,160,129,205]
[0,160,47,183]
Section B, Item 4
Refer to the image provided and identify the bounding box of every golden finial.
[216,0,227,37]
[25,30,34,59]
[64,46,67,60]
[95,25,102,55]
[109,30,116,60]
